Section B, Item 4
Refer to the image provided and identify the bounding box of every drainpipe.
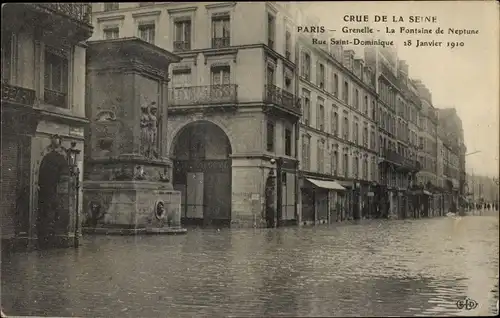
[294,32,301,226]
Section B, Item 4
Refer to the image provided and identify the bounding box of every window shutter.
[316,61,320,85]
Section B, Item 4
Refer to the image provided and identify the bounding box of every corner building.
[90,2,301,228]
[1,4,92,251]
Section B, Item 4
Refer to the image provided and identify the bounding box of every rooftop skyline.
[301,1,499,178]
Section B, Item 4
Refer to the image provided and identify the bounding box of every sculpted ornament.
[140,100,160,159]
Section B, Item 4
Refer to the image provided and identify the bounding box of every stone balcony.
[382,149,421,172]
[168,84,238,113]
[35,3,92,25]
[1,82,39,135]
[2,3,93,43]
[264,84,301,117]
[2,82,36,108]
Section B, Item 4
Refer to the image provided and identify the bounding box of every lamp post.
[464,151,481,215]
[66,141,81,248]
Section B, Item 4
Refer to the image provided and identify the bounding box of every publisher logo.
[456,297,479,310]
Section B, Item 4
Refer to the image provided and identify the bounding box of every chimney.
[353,58,363,79]
[399,59,409,74]
[343,49,355,70]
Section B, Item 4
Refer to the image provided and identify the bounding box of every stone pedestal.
[83,38,184,234]
[83,180,184,234]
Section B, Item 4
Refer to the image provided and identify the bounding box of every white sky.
[300,1,499,177]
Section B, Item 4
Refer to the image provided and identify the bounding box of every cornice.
[167,6,197,14]
[132,10,162,18]
[205,2,236,10]
[96,15,125,22]
[203,48,238,64]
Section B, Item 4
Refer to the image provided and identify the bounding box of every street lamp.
[465,151,481,156]
[66,141,81,248]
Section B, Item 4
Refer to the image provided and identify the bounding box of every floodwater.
[1,215,499,317]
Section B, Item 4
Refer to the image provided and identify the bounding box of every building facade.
[467,174,499,207]
[87,2,469,227]
[437,108,464,213]
[295,15,379,225]
[90,2,302,228]
[364,47,421,220]
[1,3,92,251]
[413,79,441,216]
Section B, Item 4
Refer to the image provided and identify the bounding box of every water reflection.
[1,216,498,317]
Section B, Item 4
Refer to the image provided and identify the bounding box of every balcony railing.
[2,82,36,107]
[168,84,238,106]
[35,3,92,25]
[383,149,421,171]
[212,37,230,49]
[264,84,301,114]
[44,89,68,108]
[173,41,191,51]
[380,62,401,89]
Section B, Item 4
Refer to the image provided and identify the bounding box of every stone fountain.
[83,38,186,235]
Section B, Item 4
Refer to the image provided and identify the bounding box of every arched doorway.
[171,121,232,227]
[37,151,71,246]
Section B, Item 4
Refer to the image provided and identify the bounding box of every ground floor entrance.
[300,177,346,225]
[172,121,232,227]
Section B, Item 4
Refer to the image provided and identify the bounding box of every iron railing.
[383,149,421,171]
[168,84,238,106]
[264,84,301,114]
[44,89,68,108]
[380,62,401,89]
[36,3,92,24]
[212,37,230,49]
[173,41,191,51]
[1,83,36,106]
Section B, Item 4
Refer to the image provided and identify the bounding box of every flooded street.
[2,215,499,317]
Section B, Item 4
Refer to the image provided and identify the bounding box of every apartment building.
[467,174,499,206]
[364,47,421,219]
[296,24,379,224]
[437,108,464,213]
[1,4,92,251]
[90,2,301,228]
[412,79,441,216]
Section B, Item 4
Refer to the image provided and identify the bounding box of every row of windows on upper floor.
[100,4,295,60]
[300,99,379,152]
[300,47,437,132]
[300,51,376,110]
[300,135,379,181]
[2,32,74,109]
[301,89,435,154]
[101,14,233,52]
[300,134,416,190]
[299,51,441,143]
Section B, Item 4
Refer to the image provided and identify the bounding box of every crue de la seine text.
[297,13,481,50]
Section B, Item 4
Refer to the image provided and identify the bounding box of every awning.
[306,178,346,191]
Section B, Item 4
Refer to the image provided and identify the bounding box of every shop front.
[299,174,346,225]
